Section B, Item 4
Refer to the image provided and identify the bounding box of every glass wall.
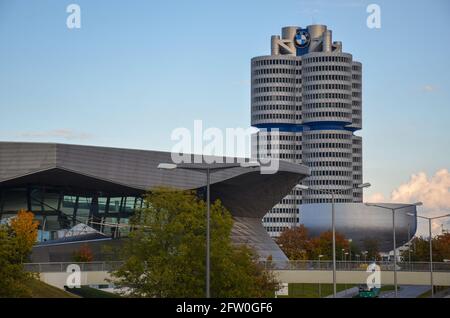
[0,185,142,242]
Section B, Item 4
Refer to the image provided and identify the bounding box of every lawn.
[64,286,121,298]
[281,283,355,298]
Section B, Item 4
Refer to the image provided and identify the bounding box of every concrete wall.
[39,271,113,289]
[274,270,450,286]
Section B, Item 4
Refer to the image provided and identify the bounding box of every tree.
[111,188,279,297]
[10,210,39,263]
[0,210,39,297]
[73,244,94,262]
[277,225,311,260]
[310,230,349,260]
[404,233,450,262]
[362,238,381,261]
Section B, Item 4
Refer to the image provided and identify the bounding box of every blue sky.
[1,0,449,203]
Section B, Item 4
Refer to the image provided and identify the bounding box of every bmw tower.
[251,25,363,237]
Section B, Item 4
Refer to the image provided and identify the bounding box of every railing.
[24,261,124,273]
[263,260,450,272]
[24,260,450,273]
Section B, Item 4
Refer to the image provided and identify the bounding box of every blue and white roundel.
[294,29,310,48]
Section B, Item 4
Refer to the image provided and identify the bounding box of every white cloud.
[372,169,450,237]
[366,192,385,203]
[16,129,94,141]
[422,84,439,92]
[391,169,450,210]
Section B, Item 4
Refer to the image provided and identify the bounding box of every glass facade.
[0,185,142,242]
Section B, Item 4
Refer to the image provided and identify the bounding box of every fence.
[24,260,450,273]
[263,260,450,272]
[24,261,124,273]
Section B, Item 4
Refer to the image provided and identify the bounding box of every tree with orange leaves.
[0,210,39,297]
[277,225,312,260]
[73,244,94,262]
[10,209,39,262]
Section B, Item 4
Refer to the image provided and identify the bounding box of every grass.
[379,285,396,292]
[25,279,79,298]
[279,283,355,298]
[64,286,121,298]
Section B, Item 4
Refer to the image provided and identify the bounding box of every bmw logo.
[294,29,310,48]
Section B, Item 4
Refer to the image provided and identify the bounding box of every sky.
[1,0,449,235]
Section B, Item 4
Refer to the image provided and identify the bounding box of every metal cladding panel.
[232,217,288,261]
[0,142,57,181]
[0,142,309,191]
[300,203,418,251]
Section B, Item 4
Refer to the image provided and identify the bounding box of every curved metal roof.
[1,141,311,261]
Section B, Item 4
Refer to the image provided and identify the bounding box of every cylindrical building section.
[302,129,354,203]
[251,52,303,237]
[271,35,280,56]
[352,135,363,202]
[251,55,302,127]
[322,30,332,52]
[350,61,362,130]
[281,26,298,54]
[302,52,353,125]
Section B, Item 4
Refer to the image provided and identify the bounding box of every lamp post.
[318,254,324,297]
[362,250,368,263]
[407,212,450,297]
[158,161,260,298]
[296,182,371,298]
[347,238,353,262]
[367,202,422,298]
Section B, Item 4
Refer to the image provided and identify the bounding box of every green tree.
[0,211,39,297]
[111,188,279,298]
[404,233,450,262]
[361,238,381,261]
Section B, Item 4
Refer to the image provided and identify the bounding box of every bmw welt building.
[0,141,310,261]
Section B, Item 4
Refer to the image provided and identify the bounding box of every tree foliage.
[73,244,94,262]
[403,233,450,262]
[278,227,358,261]
[310,230,350,260]
[276,225,311,260]
[0,210,39,297]
[361,238,381,261]
[10,210,39,262]
[111,188,279,298]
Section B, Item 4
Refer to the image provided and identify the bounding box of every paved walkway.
[379,285,430,298]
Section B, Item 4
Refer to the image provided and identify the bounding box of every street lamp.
[158,160,260,298]
[407,212,450,297]
[362,250,368,263]
[318,254,324,298]
[348,238,352,263]
[367,202,422,298]
[296,182,371,298]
